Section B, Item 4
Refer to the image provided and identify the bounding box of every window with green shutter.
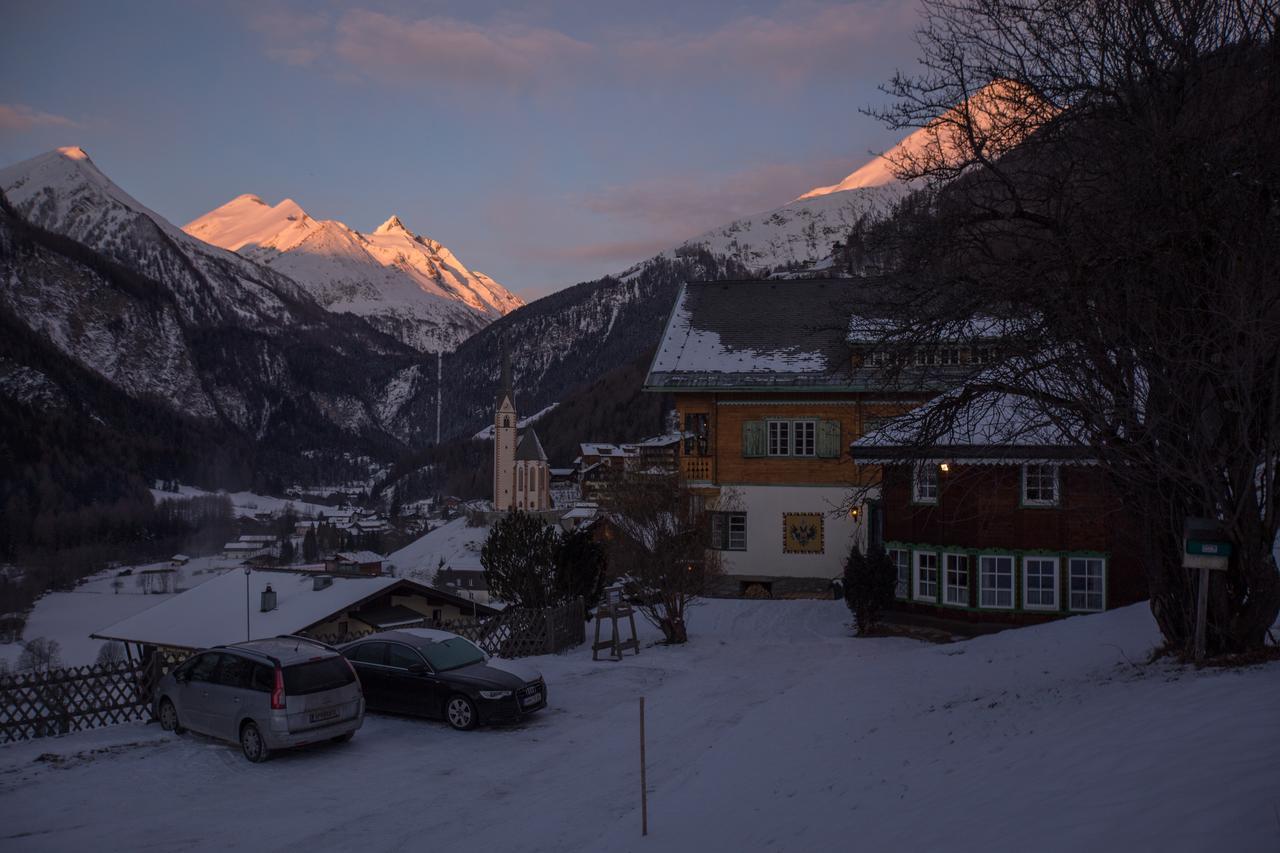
[742,421,766,457]
[816,420,841,458]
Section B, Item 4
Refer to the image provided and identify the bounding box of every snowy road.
[1,600,1277,853]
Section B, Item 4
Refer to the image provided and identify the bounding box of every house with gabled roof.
[644,279,939,596]
[849,384,1146,623]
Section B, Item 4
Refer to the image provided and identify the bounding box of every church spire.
[496,347,513,409]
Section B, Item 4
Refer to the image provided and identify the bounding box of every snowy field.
[149,485,337,520]
[0,556,240,668]
[0,600,1277,853]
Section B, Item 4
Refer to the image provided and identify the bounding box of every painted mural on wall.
[783,513,825,554]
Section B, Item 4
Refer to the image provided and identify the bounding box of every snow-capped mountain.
[0,146,442,473]
[185,195,522,352]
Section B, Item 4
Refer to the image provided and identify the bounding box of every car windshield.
[417,638,485,672]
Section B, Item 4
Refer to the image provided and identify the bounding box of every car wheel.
[445,695,478,731]
[240,721,271,763]
[157,699,184,735]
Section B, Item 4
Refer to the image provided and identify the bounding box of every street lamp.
[245,565,252,641]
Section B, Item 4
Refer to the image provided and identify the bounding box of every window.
[387,644,425,670]
[971,346,996,365]
[216,654,253,688]
[914,348,941,366]
[282,658,356,695]
[1022,465,1060,507]
[346,642,387,666]
[914,552,938,602]
[684,413,709,456]
[711,512,747,550]
[978,555,1015,609]
[1024,557,1059,610]
[940,347,963,366]
[912,464,939,504]
[943,553,969,606]
[767,420,791,456]
[889,549,910,598]
[867,351,890,367]
[793,421,816,457]
[1069,558,1106,612]
[187,653,220,683]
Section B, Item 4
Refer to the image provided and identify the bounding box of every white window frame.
[943,553,969,606]
[792,420,816,457]
[889,548,910,599]
[767,420,791,456]
[939,347,963,366]
[1068,557,1106,612]
[914,551,938,602]
[978,555,1015,609]
[1021,464,1060,507]
[867,351,889,367]
[710,512,747,551]
[912,464,939,505]
[1023,556,1060,610]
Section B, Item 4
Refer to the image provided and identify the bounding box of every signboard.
[1185,540,1232,557]
[783,513,825,555]
[1182,518,1230,572]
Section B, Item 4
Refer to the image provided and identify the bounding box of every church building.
[493,354,550,512]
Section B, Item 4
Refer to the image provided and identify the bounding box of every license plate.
[310,708,339,723]
[521,691,541,707]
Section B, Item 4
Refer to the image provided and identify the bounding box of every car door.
[205,653,253,741]
[384,643,435,716]
[176,652,220,734]
[345,642,388,709]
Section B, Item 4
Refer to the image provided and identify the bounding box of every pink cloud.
[0,103,78,133]
[529,237,680,265]
[332,10,594,87]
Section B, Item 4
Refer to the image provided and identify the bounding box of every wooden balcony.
[682,455,713,482]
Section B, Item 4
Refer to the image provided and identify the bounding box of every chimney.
[313,575,333,592]
[260,584,277,612]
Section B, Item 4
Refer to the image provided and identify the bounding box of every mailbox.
[1182,518,1231,572]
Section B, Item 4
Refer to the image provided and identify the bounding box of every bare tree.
[96,641,126,666]
[17,637,62,672]
[603,473,724,644]
[858,0,1279,653]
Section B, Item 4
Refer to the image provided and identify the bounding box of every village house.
[324,550,385,576]
[849,387,1146,624]
[92,569,498,656]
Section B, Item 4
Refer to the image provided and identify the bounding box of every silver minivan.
[154,636,364,762]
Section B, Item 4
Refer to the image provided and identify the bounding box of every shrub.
[843,543,897,636]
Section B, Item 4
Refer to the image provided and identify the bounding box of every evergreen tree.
[843,543,897,636]
[552,526,608,619]
[302,528,318,562]
[481,511,557,610]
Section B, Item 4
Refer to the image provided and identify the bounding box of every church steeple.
[496,348,514,410]
[493,347,518,511]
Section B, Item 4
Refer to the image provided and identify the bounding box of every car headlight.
[478,690,512,700]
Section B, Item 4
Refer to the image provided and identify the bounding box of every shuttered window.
[816,420,841,458]
[742,421,766,457]
[743,419,841,458]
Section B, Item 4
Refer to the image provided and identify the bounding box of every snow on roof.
[385,516,491,575]
[335,550,384,563]
[562,506,599,520]
[646,280,882,390]
[93,570,403,650]
[580,443,622,456]
[850,383,1079,461]
[634,432,684,447]
[846,314,1010,344]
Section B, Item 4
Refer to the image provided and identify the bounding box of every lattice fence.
[0,650,188,744]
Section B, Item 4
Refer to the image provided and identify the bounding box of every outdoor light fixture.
[849,506,860,519]
[939,462,951,473]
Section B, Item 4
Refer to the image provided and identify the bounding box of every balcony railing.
[682,456,713,482]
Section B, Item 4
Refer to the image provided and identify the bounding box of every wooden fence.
[0,650,187,744]
[0,600,584,744]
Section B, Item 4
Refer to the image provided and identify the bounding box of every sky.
[0,1,921,300]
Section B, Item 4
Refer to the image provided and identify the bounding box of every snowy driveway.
[1,600,1277,853]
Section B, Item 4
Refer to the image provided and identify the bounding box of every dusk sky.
[1,1,920,300]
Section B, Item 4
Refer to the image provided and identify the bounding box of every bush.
[552,526,607,619]
[843,543,897,636]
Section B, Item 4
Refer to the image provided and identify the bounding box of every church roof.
[515,429,548,462]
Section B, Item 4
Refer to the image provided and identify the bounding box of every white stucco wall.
[716,484,878,581]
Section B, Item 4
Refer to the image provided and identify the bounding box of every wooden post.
[1193,566,1210,662]
[640,696,648,837]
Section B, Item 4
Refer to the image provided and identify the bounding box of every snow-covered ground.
[0,555,241,668]
[385,516,490,581]
[1,600,1276,852]
[149,485,337,520]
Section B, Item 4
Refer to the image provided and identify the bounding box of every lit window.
[943,553,969,606]
[767,421,791,456]
[1022,465,1060,506]
[1024,557,1059,610]
[889,549,910,598]
[912,464,939,504]
[1069,558,1105,612]
[914,552,938,602]
[710,513,747,551]
[978,555,1015,609]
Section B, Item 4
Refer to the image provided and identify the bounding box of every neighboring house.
[644,279,929,596]
[92,570,498,655]
[549,467,579,507]
[626,433,683,473]
[324,551,385,576]
[222,541,271,560]
[849,387,1146,624]
[434,567,491,605]
[559,503,600,531]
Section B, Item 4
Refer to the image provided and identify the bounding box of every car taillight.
[271,667,285,710]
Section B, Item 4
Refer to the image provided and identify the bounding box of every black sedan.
[339,629,547,730]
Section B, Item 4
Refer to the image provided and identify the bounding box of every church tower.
[493,350,517,511]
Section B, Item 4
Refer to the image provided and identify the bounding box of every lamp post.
[245,565,252,642]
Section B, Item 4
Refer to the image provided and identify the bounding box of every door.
[384,643,435,716]
[867,501,884,551]
[176,652,221,735]
[345,642,388,709]
[205,653,253,741]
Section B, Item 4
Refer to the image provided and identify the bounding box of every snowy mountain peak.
[375,215,409,235]
[57,145,91,161]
